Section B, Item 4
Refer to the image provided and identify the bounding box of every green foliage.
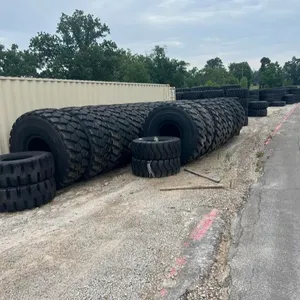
[240,76,248,88]
[0,9,298,89]
[260,61,284,88]
[229,62,252,87]
[283,57,300,85]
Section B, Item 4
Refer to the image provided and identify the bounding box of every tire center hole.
[159,124,181,138]
[27,137,51,152]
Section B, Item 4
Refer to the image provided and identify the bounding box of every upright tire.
[142,103,207,164]
[9,109,90,188]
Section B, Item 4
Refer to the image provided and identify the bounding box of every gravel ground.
[0,105,294,300]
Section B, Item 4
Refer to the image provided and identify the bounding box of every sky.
[0,0,300,70]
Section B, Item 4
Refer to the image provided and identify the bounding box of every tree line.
[0,10,299,89]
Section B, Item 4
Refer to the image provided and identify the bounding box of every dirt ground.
[0,105,294,300]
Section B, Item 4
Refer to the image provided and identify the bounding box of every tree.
[240,76,248,88]
[229,62,252,87]
[283,56,300,85]
[205,57,224,69]
[260,61,284,88]
[29,9,120,80]
[0,44,38,77]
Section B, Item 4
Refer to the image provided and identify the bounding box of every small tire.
[132,157,180,178]
[248,109,268,117]
[0,177,56,212]
[131,137,181,160]
[248,101,269,109]
[0,152,54,188]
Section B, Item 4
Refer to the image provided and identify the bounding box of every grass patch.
[256,151,264,158]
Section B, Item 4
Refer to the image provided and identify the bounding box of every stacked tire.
[248,101,269,117]
[282,94,295,104]
[0,152,56,212]
[260,89,286,107]
[288,88,300,103]
[131,137,181,178]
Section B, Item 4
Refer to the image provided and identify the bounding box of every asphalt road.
[229,104,300,300]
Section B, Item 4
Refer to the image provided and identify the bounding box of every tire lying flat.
[0,152,54,188]
[131,137,181,160]
[132,157,180,178]
[0,177,56,212]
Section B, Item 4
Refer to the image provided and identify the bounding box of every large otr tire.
[0,152,54,188]
[132,157,180,178]
[142,103,207,164]
[9,109,90,188]
[132,137,181,160]
[61,107,111,179]
[0,177,56,212]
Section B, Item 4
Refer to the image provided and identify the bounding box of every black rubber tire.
[0,152,55,188]
[269,101,286,107]
[176,92,184,100]
[248,109,268,117]
[282,94,295,104]
[237,98,249,109]
[244,116,249,126]
[182,91,203,100]
[196,99,231,149]
[9,109,90,188]
[131,137,181,160]
[61,108,112,179]
[248,101,269,109]
[191,86,220,91]
[0,177,56,212]
[185,102,215,152]
[226,88,249,98]
[142,102,207,164]
[221,85,241,93]
[221,98,245,135]
[131,157,180,178]
[202,90,224,98]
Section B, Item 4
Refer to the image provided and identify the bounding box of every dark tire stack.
[0,152,56,212]
[248,101,269,117]
[191,86,220,91]
[282,94,295,104]
[202,89,224,99]
[221,84,241,94]
[248,90,260,101]
[269,101,286,107]
[289,88,300,103]
[259,88,286,106]
[131,137,181,178]
[181,91,203,100]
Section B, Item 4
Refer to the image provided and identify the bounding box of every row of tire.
[2,98,245,212]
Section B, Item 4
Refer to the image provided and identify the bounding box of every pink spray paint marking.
[190,209,218,241]
[176,257,187,266]
[265,103,300,145]
[159,209,218,297]
[160,289,168,296]
[167,267,177,278]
